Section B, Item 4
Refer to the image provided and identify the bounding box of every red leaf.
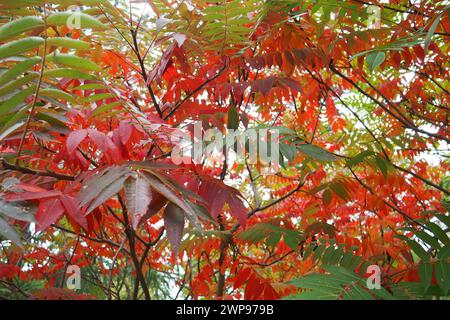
[0,264,20,280]
[252,78,275,96]
[60,195,88,230]
[280,78,302,93]
[66,129,88,154]
[233,267,251,289]
[14,183,47,193]
[4,190,61,202]
[29,288,95,300]
[118,121,133,145]
[199,177,248,225]
[139,191,168,224]
[163,203,184,254]
[87,129,108,151]
[227,194,247,227]
[211,188,227,220]
[124,173,152,229]
[35,198,65,231]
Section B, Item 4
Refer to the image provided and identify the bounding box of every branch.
[16,5,48,163]
[1,159,75,181]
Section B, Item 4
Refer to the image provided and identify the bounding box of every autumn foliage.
[0,0,449,300]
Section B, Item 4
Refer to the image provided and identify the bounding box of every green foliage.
[0,6,105,142]
[286,265,394,300]
[397,211,450,296]
[237,222,303,251]
[201,0,257,52]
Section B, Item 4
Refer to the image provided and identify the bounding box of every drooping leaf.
[142,172,202,230]
[366,51,386,73]
[279,143,297,162]
[60,195,87,230]
[424,12,443,53]
[124,173,152,229]
[435,260,450,295]
[66,129,88,153]
[297,144,339,162]
[78,166,131,210]
[227,105,239,130]
[163,203,185,254]
[35,197,65,231]
[419,261,433,292]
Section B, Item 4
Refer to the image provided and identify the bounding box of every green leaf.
[44,68,97,80]
[34,112,69,132]
[46,37,91,50]
[0,16,44,41]
[297,144,339,162]
[0,37,44,60]
[438,244,450,260]
[74,83,107,91]
[424,12,443,52]
[414,230,440,250]
[366,51,385,73]
[0,85,36,116]
[237,223,277,243]
[91,101,122,116]
[0,57,41,86]
[424,221,449,245]
[322,188,332,205]
[312,244,326,262]
[46,54,101,72]
[407,240,429,261]
[227,105,239,130]
[330,181,349,200]
[287,265,378,300]
[283,232,299,250]
[47,12,106,30]
[436,214,450,228]
[266,231,282,248]
[346,150,375,167]
[419,261,433,292]
[0,120,24,141]
[435,260,450,295]
[279,143,297,162]
[80,93,114,104]
[440,200,450,214]
[0,73,38,97]
[375,155,388,178]
[40,88,75,103]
